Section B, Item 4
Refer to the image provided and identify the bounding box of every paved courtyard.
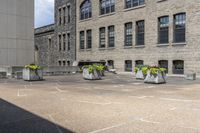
[0,73,200,133]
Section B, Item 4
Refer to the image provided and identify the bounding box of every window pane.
[108,26,115,47]
[174,13,186,43]
[125,22,133,46]
[125,60,132,72]
[158,16,169,44]
[100,0,115,15]
[136,20,145,45]
[99,28,106,48]
[87,30,92,49]
[80,31,85,49]
[80,0,92,20]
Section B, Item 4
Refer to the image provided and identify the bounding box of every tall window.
[158,16,169,44]
[174,13,186,43]
[86,30,92,49]
[159,60,168,73]
[63,34,66,51]
[99,27,106,48]
[125,0,145,9]
[67,5,71,23]
[125,60,132,72]
[63,7,66,25]
[136,20,145,46]
[58,8,62,25]
[58,35,62,51]
[80,31,85,49]
[108,26,115,47]
[125,22,133,46]
[173,60,184,74]
[100,0,115,15]
[80,0,92,20]
[67,33,70,51]
[135,60,143,66]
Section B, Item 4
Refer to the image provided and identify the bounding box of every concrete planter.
[23,68,43,81]
[185,73,196,80]
[144,71,166,84]
[135,70,145,79]
[82,68,101,80]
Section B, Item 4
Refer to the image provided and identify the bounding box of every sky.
[35,0,54,28]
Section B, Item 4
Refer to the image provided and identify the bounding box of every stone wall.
[76,0,200,75]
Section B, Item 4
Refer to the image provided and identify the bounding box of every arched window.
[80,0,92,20]
[100,0,115,15]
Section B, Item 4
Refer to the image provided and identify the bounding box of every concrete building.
[0,0,34,68]
[34,0,76,67]
[76,0,200,75]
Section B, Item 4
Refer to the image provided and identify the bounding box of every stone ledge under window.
[99,12,115,18]
[79,18,92,23]
[172,42,186,46]
[157,0,168,3]
[124,46,133,49]
[99,48,106,50]
[135,45,145,48]
[107,47,115,50]
[79,49,85,52]
[124,4,146,12]
[86,48,92,51]
[157,43,169,47]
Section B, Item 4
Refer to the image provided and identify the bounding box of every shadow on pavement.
[0,98,74,133]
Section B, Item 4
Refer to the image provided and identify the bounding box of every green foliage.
[82,64,105,74]
[135,65,149,75]
[25,64,41,70]
[149,66,167,76]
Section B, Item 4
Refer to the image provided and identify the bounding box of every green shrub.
[25,64,41,70]
[82,64,105,74]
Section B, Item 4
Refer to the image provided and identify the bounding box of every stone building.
[0,0,34,68]
[76,0,200,75]
[35,0,76,67]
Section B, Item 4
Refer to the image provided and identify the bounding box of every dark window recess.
[125,0,145,9]
[80,31,85,49]
[125,60,132,72]
[158,60,168,73]
[58,35,62,51]
[63,7,66,24]
[63,61,66,66]
[58,61,62,66]
[86,30,92,49]
[135,60,143,67]
[108,26,115,47]
[136,20,145,46]
[67,33,70,51]
[59,9,62,25]
[63,34,66,51]
[100,0,115,15]
[107,60,114,69]
[158,16,169,44]
[125,22,133,46]
[67,5,71,23]
[174,13,186,43]
[173,60,184,74]
[80,0,92,20]
[99,27,106,48]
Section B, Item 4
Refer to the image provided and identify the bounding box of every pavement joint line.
[178,125,200,131]
[139,118,160,124]
[129,96,155,99]
[48,114,63,133]
[160,98,199,102]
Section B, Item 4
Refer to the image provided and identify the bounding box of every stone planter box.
[0,72,7,79]
[185,73,196,80]
[135,70,145,80]
[82,68,101,80]
[23,68,43,81]
[144,71,166,84]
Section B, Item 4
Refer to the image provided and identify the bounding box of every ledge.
[107,47,115,50]
[99,12,115,18]
[157,43,169,47]
[124,4,146,12]
[79,18,92,23]
[135,45,145,48]
[99,48,106,50]
[86,49,92,51]
[172,42,186,46]
[124,46,133,49]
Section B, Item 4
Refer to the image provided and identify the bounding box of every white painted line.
[88,122,128,133]
[48,114,63,133]
[160,98,199,102]
[139,118,160,124]
[78,100,112,105]
[55,86,68,93]
[17,89,26,97]
[147,86,155,89]
[170,107,177,111]
[129,96,154,99]
[132,83,142,85]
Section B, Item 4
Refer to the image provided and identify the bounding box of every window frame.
[80,31,85,50]
[158,16,169,44]
[108,25,115,48]
[80,0,92,20]
[86,30,92,49]
[99,27,106,48]
[100,0,115,15]
[124,22,133,46]
[136,20,145,46]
